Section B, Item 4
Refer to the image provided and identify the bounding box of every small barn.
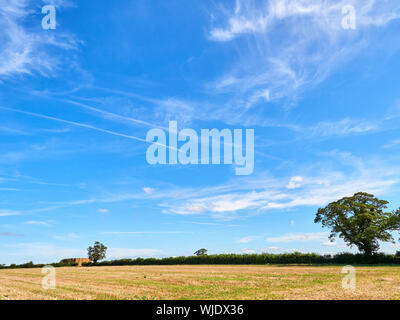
[61,258,91,267]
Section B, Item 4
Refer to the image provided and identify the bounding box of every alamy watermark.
[39,4,355,31]
[341,265,356,290]
[42,265,56,290]
[42,5,56,30]
[146,121,254,175]
[342,5,357,30]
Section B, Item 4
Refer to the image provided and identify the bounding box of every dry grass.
[0,265,400,300]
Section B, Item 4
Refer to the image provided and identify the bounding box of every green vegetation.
[0,260,77,269]
[315,192,400,256]
[194,248,208,256]
[87,241,107,263]
[81,252,400,267]
[2,252,400,270]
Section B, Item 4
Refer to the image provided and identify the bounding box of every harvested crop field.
[0,265,400,300]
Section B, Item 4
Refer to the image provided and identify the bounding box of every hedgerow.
[0,261,77,269]
[83,252,400,267]
[3,252,400,269]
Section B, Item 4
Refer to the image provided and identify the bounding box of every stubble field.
[0,265,399,300]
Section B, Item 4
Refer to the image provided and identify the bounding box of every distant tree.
[87,241,107,263]
[315,192,400,257]
[194,248,208,256]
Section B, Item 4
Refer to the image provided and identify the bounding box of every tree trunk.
[363,246,373,258]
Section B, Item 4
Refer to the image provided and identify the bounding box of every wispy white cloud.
[107,248,162,259]
[305,118,380,137]
[0,106,149,144]
[322,241,338,247]
[208,0,400,108]
[0,210,20,217]
[239,248,257,254]
[267,232,328,243]
[237,236,259,244]
[161,153,400,218]
[102,231,188,235]
[237,246,300,254]
[0,0,79,78]
[6,242,85,260]
[384,140,400,149]
[24,220,52,227]
[51,232,81,241]
[88,87,200,126]
[143,187,155,195]
[286,176,304,189]
[0,126,30,135]
[25,150,400,222]
[386,100,400,120]
[210,0,400,42]
[1,232,24,237]
[264,246,299,253]
[62,99,165,130]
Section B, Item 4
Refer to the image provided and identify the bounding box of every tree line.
[1,192,400,268]
[4,251,400,270]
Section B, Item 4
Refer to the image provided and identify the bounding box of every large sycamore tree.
[315,192,400,256]
[87,241,107,263]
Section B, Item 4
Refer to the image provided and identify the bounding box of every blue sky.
[1,0,400,264]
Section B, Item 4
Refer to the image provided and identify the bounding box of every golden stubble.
[0,265,399,300]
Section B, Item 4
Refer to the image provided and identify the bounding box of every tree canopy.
[315,192,400,256]
[87,241,107,263]
[194,248,208,256]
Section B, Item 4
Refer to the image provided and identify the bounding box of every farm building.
[60,258,91,267]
